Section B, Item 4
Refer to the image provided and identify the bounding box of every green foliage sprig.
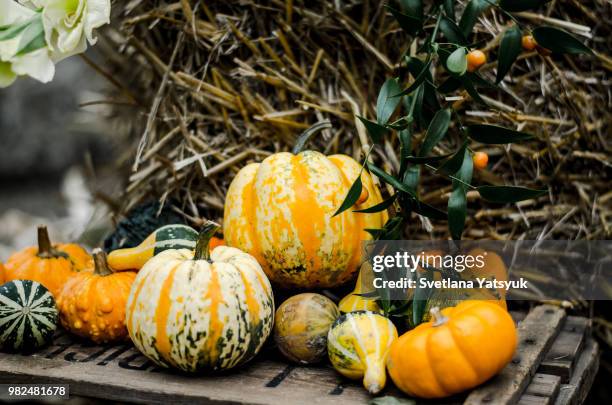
[337,0,591,243]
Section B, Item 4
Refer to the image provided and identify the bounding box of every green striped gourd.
[107,224,199,271]
[0,280,58,352]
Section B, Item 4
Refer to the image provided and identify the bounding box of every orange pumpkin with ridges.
[3,226,92,297]
[387,301,517,398]
[223,151,388,289]
[57,249,136,343]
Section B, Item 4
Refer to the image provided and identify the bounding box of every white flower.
[0,0,55,86]
[0,0,110,87]
[39,0,110,57]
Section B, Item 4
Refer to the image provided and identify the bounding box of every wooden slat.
[518,394,554,405]
[554,339,599,405]
[517,374,561,405]
[0,336,370,405]
[464,305,566,405]
[524,374,561,398]
[539,317,589,383]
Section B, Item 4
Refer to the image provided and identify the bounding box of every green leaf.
[357,116,389,144]
[411,83,426,129]
[396,58,432,96]
[372,216,405,240]
[292,120,332,153]
[448,149,473,240]
[468,124,533,144]
[386,5,421,36]
[0,18,34,41]
[399,0,423,21]
[446,47,467,75]
[532,26,593,55]
[438,76,462,93]
[387,116,411,130]
[459,0,489,37]
[413,200,448,220]
[403,165,420,194]
[461,75,488,106]
[443,0,456,21]
[413,268,433,326]
[405,153,453,164]
[367,162,417,198]
[16,17,46,56]
[354,194,397,213]
[468,72,498,88]
[398,128,412,176]
[420,108,452,156]
[376,78,402,125]
[499,0,551,12]
[364,228,383,239]
[496,25,523,83]
[440,17,467,45]
[333,175,362,217]
[477,186,548,203]
[439,141,467,175]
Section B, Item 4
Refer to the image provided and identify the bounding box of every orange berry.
[521,35,537,51]
[472,151,489,170]
[467,50,487,72]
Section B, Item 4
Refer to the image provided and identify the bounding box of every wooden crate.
[0,305,599,404]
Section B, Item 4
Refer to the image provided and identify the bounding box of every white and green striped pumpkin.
[0,280,58,352]
[108,224,199,271]
[126,222,274,372]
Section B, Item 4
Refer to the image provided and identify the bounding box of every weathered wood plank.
[0,335,370,405]
[523,374,561,399]
[518,394,553,405]
[464,305,566,405]
[554,339,599,405]
[539,317,589,383]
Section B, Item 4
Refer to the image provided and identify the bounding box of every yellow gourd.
[327,311,398,394]
[338,263,381,313]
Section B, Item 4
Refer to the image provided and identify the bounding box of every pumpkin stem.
[194,221,221,261]
[292,120,332,154]
[92,248,113,276]
[430,306,449,327]
[37,225,53,257]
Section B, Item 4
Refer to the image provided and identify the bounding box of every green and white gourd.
[107,224,200,271]
[0,280,58,352]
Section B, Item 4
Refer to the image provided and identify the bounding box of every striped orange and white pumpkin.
[224,151,388,289]
[126,223,274,372]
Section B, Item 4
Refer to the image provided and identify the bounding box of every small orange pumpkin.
[4,226,92,297]
[57,249,136,343]
[387,301,517,399]
[0,262,5,284]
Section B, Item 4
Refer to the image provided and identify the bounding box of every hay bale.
[99,0,611,239]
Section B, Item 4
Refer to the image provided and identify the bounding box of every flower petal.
[11,48,55,82]
[83,0,110,44]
